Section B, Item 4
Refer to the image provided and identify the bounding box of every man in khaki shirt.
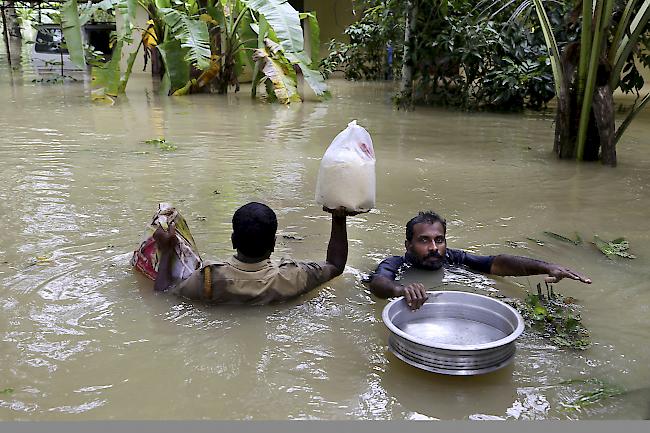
[152,202,361,305]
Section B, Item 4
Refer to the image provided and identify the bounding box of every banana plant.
[58,0,330,103]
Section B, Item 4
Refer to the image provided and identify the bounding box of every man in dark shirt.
[368,211,592,310]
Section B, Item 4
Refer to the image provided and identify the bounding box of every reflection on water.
[1,48,650,420]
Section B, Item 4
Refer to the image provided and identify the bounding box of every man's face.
[405,222,447,270]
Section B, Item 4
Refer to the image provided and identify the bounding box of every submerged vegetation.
[506,282,591,350]
[560,378,627,410]
[37,0,328,103]
[144,137,177,151]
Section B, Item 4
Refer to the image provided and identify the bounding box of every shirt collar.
[226,255,271,272]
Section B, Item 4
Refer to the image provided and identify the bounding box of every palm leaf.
[60,0,86,68]
[614,93,650,145]
[610,0,650,89]
[160,8,211,70]
[531,0,563,96]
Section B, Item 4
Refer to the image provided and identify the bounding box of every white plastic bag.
[315,120,376,211]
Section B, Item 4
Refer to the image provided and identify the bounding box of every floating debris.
[0,388,14,395]
[144,138,177,152]
[592,236,635,260]
[505,240,529,249]
[282,235,304,241]
[506,283,591,350]
[543,231,582,246]
[526,237,546,246]
[559,378,626,410]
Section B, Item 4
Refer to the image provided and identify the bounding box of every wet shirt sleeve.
[169,266,206,300]
[273,259,330,301]
[446,249,494,274]
[371,256,406,281]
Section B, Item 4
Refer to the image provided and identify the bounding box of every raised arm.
[489,254,592,284]
[153,222,179,292]
[324,207,348,278]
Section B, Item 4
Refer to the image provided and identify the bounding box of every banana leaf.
[159,7,212,70]
[157,38,191,95]
[60,0,86,68]
[118,39,144,93]
[295,61,330,99]
[92,39,123,98]
[115,0,139,40]
[243,0,304,54]
[79,0,115,26]
[299,11,320,68]
[252,46,301,104]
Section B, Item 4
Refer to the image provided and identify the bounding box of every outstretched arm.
[490,254,591,284]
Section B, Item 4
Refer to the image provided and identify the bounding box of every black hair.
[405,211,447,241]
[232,202,278,257]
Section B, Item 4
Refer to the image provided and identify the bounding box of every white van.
[31,23,115,75]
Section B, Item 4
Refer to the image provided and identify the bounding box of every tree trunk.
[396,0,417,110]
[553,44,616,165]
[6,1,21,38]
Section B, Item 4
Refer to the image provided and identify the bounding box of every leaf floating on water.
[592,236,636,260]
[543,231,582,245]
[282,235,304,241]
[144,138,177,152]
[0,388,14,395]
[559,378,626,410]
[505,240,529,249]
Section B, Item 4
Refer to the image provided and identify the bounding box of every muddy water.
[1,49,650,420]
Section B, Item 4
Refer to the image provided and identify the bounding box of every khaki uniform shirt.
[170,256,330,305]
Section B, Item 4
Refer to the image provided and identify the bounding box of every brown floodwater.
[1,43,650,420]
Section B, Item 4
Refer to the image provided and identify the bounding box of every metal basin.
[382,291,525,376]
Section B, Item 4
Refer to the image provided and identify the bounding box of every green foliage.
[328,0,559,110]
[543,231,582,245]
[252,39,302,103]
[321,1,402,80]
[592,236,636,259]
[0,388,14,395]
[560,378,627,410]
[159,7,211,70]
[509,283,591,350]
[60,0,86,68]
[144,138,177,151]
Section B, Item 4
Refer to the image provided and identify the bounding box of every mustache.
[425,252,442,259]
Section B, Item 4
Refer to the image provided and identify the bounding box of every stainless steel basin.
[382,291,525,375]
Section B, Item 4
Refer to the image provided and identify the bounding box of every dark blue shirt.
[371,249,495,281]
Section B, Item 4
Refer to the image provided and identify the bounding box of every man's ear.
[231,232,237,250]
[405,239,410,250]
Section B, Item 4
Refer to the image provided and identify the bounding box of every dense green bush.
[323,0,568,111]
